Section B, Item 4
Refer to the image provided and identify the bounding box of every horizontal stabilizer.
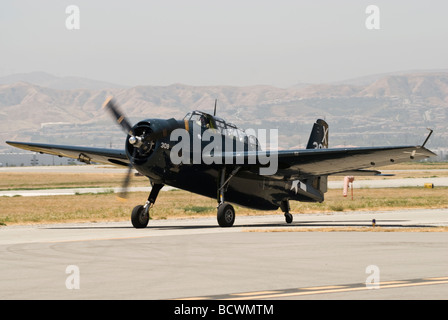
[331,169,386,176]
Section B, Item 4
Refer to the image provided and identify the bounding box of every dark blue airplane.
[6,97,436,228]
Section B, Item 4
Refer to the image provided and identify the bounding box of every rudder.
[306,119,329,149]
[306,119,329,196]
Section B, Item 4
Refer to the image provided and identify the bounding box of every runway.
[1,208,447,300]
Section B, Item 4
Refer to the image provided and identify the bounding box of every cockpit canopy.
[184,110,259,150]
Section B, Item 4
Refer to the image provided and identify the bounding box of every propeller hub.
[129,135,145,148]
[128,136,137,145]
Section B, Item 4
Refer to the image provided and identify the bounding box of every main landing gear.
[217,203,235,228]
[281,199,293,224]
[216,166,240,228]
[215,167,294,227]
[130,175,294,228]
[131,183,164,228]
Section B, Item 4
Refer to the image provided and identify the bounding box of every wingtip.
[416,145,437,157]
[5,141,19,147]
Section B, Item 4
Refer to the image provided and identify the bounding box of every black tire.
[285,212,293,224]
[131,205,149,228]
[217,203,235,227]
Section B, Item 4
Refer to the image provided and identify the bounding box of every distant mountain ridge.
[0,71,447,152]
[0,71,126,90]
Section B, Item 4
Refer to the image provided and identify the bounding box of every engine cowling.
[126,121,157,164]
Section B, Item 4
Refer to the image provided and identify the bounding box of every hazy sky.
[1,0,448,87]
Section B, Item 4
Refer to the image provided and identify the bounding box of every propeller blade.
[117,165,133,201]
[117,148,137,201]
[102,97,139,201]
[102,96,134,135]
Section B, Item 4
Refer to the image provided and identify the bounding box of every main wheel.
[131,205,149,228]
[285,212,293,224]
[217,203,235,227]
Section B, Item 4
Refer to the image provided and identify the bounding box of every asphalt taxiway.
[1,208,447,300]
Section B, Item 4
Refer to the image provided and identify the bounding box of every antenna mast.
[213,99,217,116]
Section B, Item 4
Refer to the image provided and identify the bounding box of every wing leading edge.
[5,141,129,167]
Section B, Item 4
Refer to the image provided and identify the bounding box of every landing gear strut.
[216,166,240,227]
[281,199,293,224]
[131,183,164,228]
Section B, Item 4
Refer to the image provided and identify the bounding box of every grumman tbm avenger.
[6,97,436,228]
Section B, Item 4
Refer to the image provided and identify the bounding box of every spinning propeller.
[102,96,185,199]
[102,96,137,199]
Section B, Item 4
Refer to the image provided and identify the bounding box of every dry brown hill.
[1,72,447,150]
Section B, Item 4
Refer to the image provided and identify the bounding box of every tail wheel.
[131,205,149,228]
[217,203,235,227]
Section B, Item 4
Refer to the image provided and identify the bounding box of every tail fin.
[306,119,329,149]
[306,119,329,196]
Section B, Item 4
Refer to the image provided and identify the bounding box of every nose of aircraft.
[102,96,186,199]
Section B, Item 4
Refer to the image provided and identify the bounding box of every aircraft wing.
[5,141,129,167]
[211,145,436,178]
[6,141,436,177]
[274,145,436,177]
